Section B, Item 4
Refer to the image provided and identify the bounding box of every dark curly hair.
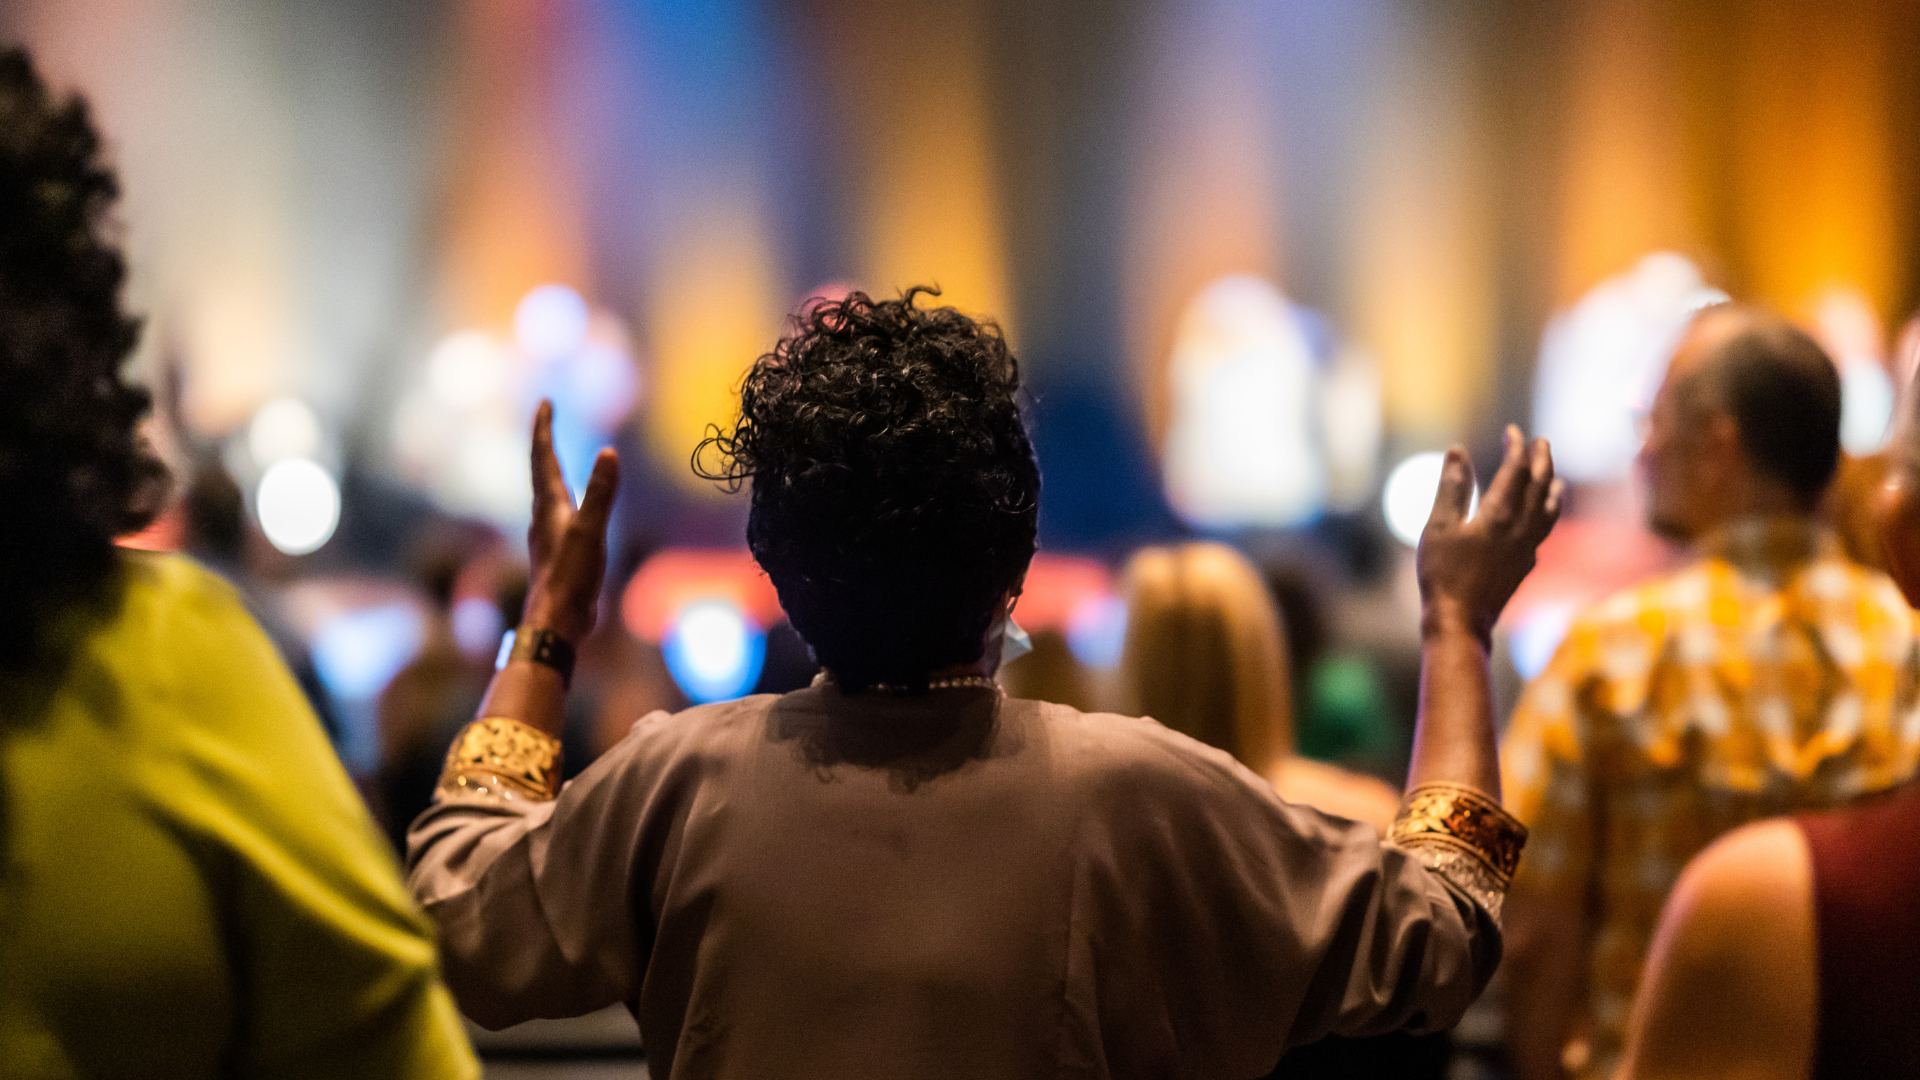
[0,47,166,671]
[697,287,1040,692]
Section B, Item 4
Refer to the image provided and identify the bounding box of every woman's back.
[0,553,475,1079]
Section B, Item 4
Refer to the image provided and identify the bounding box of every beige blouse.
[409,684,1503,1079]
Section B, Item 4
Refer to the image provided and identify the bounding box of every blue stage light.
[311,603,424,703]
[663,600,767,703]
[1067,595,1129,671]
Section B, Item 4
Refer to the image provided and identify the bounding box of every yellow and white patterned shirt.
[1501,515,1920,1080]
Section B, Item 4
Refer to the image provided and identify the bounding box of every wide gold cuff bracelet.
[437,717,563,803]
[1388,782,1528,919]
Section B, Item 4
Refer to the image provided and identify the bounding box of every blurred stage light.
[247,397,322,466]
[451,596,506,660]
[1533,253,1727,483]
[427,331,508,410]
[1508,601,1577,681]
[1066,594,1128,671]
[1320,348,1384,510]
[799,282,857,315]
[515,284,590,361]
[662,600,767,703]
[552,341,640,428]
[256,457,341,555]
[453,424,533,523]
[1382,451,1477,548]
[1816,289,1895,455]
[540,338,639,496]
[1163,275,1326,529]
[311,603,424,703]
[621,548,785,643]
[1840,364,1895,454]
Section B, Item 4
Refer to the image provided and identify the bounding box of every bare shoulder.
[1666,819,1811,937]
[1270,756,1400,835]
[1617,819,1816,1080]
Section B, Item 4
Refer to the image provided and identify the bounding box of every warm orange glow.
[437,0,589,332]
[1553,0,1700,304]
[116,505,184,553]
[1731,0,1903,321]
[827,0,1011,332]
[1345,18,1495,439]
[642,203,783,492]
[1125,7,1281,447]
[621,548,784,644]
[1548,0,1911,324]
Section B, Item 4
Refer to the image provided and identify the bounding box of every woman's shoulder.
[104,553,277,678]
[114,550,254,635]
[127,547,243,597]
[1026,698,1275,801]
[102,551,319,738]
[1023,700,1388,872]
[1615,819,1815,1080]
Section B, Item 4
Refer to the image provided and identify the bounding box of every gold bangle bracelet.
[1388,782,1528,887]
[436,717,564,803]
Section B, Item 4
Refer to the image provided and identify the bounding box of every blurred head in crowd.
[182,457,246,566]
[998,629,1098,714]
[0,48,166,671]
[1639,304,1841,542]
[697,287,1040,692]
[1119,543,1292,771]
[413,543,465,615]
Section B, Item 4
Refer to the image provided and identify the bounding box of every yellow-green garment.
[0,553,478,1079]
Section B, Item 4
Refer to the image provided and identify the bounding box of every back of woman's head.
[1118,543,1292,769]
[0,48,164,670]
[697,288,1040,692]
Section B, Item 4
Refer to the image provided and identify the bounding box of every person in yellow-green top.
[0,47,476,1078]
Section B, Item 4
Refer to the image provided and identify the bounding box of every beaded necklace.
[812,672,1001,695]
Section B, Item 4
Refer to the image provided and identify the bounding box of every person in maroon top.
[1616,328,1920,1080]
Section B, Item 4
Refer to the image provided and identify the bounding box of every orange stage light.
[1015,555,1115,633]
[621,548,783,644]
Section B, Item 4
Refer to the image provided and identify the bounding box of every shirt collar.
[1696,513,1837,578]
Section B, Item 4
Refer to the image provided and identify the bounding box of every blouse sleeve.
[152,557,479,1079]
[406,712,675,1030]
[1285,802,1510,1045]
[1062,722,1518,1072]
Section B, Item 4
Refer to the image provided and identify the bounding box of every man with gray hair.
[1500,304,1920,1080]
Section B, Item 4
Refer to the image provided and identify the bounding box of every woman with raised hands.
[408,289,1561,1080]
